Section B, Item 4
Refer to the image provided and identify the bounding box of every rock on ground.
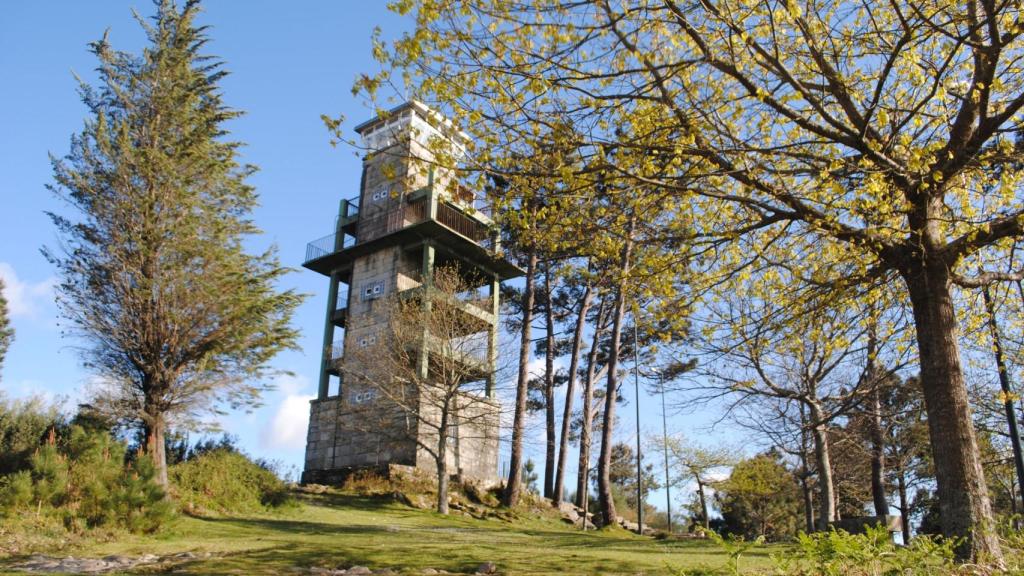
[11,552,176,574]
[475,561,498,574]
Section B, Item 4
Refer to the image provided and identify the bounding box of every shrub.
[341,470,393,495]
[670,525,970,575]
[113,455,172,533]
[0,395,63,475]
[0,426,172,534]
[772,525,957,576]
[170,449,292,515]
[0,471,32,513]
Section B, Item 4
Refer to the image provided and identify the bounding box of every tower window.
[351,389,377,404]
[360,280,385,301]
[371,184,390,203]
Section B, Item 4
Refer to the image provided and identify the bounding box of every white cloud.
[6,379,58,405]
[273,373,309,397]
[260,374,314,450]
[0,263,56,318]
[526,357,546,378]
[525,355,570,379]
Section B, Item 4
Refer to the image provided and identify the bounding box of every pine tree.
[0,277,12,380]
[45,0,302,487]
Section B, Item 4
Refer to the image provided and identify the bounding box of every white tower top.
[354,100,470,156]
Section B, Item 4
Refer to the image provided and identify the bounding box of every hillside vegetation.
[0,488,779,575]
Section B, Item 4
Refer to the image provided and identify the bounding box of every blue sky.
[0,1,733,511]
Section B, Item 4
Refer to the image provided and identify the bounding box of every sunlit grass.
[3,492,782,575]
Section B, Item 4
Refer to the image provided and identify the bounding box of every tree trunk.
[543,264,556,499]
[798,404,815,533]
[437,401,450,514]
[555,281,593,506]
[863,324,889,518]
[897,463,910,543]
[597,233,633,527]
[503,248,537,507]
[983,285,1024,515]
[800,474,815,534]
[436,450,450,515]
[696,478,710,530]
[809,404,835,531]
[869,385,889,517]
[143,410,168,488]
[901,262,1001,562]
[575,300,606,508]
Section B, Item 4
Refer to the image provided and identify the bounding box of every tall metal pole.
[633,318,644,535]
[983,285,1024,515]
[661,377,672,534]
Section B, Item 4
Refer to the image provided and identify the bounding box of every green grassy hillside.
[1,492,778,575]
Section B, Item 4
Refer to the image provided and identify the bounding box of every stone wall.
[414,393,500,484]
[303,395,418,480]
[303,389,500,485]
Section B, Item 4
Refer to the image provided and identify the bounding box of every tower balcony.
[302,195,522,280]
[329,331,491,382]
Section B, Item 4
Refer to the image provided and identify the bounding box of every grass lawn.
[1,493,782,575]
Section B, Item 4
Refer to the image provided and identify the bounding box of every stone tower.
[300,102,522,485]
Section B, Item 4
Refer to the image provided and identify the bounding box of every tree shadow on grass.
[183,515,664,574]
[195,539,663,576]
[294,492,402,511]
[194,515,394,537]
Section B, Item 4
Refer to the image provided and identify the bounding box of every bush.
[672,525,963,575]
[773,525,958,576]
[0,395,63,475]
[170,449,293,515]
[0,426,172,534]
[341,470,394,495]
[0,471,32,513]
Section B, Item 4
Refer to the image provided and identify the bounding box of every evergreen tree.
[606,442,661,518]
[716,451,801,541]
[522,459,540,495]
[45,0,302,486]
[0,277,12,380]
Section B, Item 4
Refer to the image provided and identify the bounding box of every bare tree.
[342,266,504,514]
[683,295,909,530]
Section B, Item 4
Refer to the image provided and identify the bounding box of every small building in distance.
[300,101,522,485]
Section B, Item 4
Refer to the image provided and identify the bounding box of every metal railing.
[335,284,350,311]
[341,198,359,219]
[304,197,496,265]
[330,339,345,362]
[432,332,490,364]
[305,232,356,263]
